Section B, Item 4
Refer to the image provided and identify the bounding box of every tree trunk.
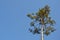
[41,25,44,40]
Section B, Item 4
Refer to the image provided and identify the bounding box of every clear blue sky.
[0,0,60,40]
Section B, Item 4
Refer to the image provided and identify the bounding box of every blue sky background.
[0,0,60,40]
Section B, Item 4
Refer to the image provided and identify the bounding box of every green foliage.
[27,5,56,36]
[44,30,50,36]
[30,22,35,26]
[44,26,56,36]
[29,28,41,34]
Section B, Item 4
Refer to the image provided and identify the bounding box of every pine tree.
[27,5,56,40]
